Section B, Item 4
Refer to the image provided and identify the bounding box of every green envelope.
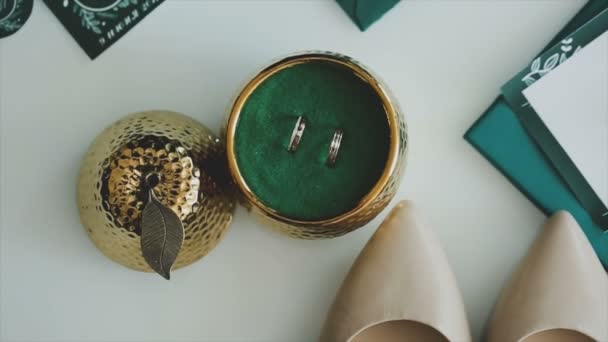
[501,9,608,229]
[465,0,608,268]
[337,0,401,31]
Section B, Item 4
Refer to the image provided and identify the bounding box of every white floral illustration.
[0,0,25,33]
[66,0,137,34]
[522,37,582,86]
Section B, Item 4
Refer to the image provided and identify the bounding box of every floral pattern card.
[523,31,608,215]
[501,8,608,229]
[0,0,33,38]
[44,0,165,59]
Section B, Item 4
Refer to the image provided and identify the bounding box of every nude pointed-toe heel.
[319,200,471,342]
[487,211,608,342]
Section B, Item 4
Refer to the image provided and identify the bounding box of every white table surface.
[0,1,587,341]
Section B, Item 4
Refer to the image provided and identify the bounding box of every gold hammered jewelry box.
[77,51,408,276]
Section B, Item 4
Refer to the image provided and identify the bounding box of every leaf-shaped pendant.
[140,186,184,280]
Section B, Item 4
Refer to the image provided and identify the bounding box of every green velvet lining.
[234,61,390,221]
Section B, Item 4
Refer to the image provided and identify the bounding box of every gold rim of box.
[225,52,402,227]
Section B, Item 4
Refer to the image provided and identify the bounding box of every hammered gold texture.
[78,111,235,272]
[225,52,408,239]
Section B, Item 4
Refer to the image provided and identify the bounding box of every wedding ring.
[327,129,343,167]
[288,116,306,153]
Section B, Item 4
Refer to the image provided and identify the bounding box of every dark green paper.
[465,0,608,267]
[0,0,33,38]
[43,0,164,59]
[337,0,401,31]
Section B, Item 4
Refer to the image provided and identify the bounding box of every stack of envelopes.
[465,0,608,267]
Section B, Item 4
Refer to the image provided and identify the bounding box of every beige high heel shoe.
[319,201,471,342]
[487,211,608,342]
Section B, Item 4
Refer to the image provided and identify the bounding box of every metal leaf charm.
[140,188,184,280]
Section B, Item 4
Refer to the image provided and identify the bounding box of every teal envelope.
[337,0,401,31]
[501,9,608,229]
[465,0,608,268]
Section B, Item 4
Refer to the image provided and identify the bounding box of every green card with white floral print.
[501,8,608,230]
[44,0,164,59]
[0,0,33,38]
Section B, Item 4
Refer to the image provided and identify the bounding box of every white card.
[523,31,608,207]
